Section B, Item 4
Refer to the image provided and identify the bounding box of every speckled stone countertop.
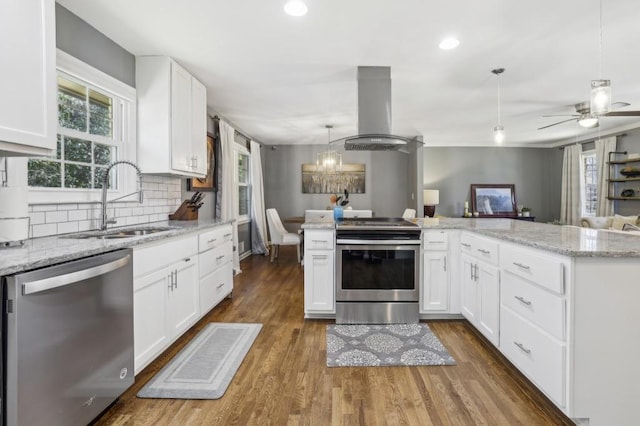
[0,219,233,276]
[303,217,640,258]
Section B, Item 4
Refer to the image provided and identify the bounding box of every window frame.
[28,49,137,205]
[235,144,251,224]
[581,149,597,217]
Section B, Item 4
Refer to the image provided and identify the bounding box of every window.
[236,147,251,221]
[28,50,136,204]
[582,150,597,216]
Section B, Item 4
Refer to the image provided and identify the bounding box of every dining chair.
[402,208,417,219]
[266,208,301,263]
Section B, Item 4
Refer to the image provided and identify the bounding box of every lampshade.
[590,79,611,115]
[423,189,439,206]
[493,125,505,145]
[284,0,308,16]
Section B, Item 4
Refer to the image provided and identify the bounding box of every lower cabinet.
[422,252,448,312]
[199,243,233,314]
[304,230,335,316]
[460,252,500,346]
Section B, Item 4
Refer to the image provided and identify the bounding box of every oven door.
[336,242,420,302]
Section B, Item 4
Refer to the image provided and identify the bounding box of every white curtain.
[560,143,583,226]
[595,136,617,216]
[219,121,241,274]
[250,140,269,255]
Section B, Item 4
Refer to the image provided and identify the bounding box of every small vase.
[333,206,344,221]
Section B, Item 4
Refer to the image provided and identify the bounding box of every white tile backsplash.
[28,176,183,238]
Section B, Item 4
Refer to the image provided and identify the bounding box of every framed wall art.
[470,184,517,217]
[301,163,365,194]
[187,132,216,191]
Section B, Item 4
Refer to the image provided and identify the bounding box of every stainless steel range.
[335,217,420,324]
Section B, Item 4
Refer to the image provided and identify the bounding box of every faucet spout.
[101,161,144,231]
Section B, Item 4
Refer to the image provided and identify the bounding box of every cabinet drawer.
[500,307,566,407]
[501,271,566,340]
[305,230,334,250]
[199,224,233,252]
[423,231,448,251]
[199,241,233,278]
[500,245,564,294]
[460,233,499,265]
[134,235,198,277]
[200,261,233,315]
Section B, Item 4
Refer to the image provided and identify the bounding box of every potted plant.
[521,207,531,217]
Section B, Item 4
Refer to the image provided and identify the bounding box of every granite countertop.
[0,219,233,276]
[303,217,640,258]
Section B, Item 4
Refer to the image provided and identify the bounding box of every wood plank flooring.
[95,247,573,425]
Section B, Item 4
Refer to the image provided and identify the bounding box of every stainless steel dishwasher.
[1,249,134,426]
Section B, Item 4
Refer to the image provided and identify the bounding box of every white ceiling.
[58,0,640,147]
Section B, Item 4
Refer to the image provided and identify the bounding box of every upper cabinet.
[0,0,56,156]
[136,56,207,177]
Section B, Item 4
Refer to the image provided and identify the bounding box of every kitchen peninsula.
[302,218,640,425]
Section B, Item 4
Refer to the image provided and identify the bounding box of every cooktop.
[336,217,419,230]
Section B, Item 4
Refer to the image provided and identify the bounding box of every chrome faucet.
[101,160,144,231]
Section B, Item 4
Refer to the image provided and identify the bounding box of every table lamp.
[423,189,439,217]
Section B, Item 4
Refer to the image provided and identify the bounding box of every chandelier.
[316,125,342,174]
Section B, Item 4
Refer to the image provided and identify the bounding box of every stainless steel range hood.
[343,66,413,151]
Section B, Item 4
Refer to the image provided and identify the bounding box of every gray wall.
[423,147,563,223]
[56,4,136,87]
[262,145,415,219]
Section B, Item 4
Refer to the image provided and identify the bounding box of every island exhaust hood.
[343,66,413,151]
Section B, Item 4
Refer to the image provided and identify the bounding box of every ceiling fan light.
[493,125,505,145]
[578,116,599,128]
[438,37,460,50]
[284,0,307,16]
[590,79,611,115]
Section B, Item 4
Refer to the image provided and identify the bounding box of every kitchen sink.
[63,226,177,239]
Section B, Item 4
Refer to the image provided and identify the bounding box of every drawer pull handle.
[216,283,225,289]
[514,341,531,354]
[513,262,531,270]
[462,243,471,248]
[428,241,444,244]
[477,248,490,254]
[312,240,328,243]
[224,233,232,238]
[208,238,217,244]
[514,295,532,306]
[216,255,225,260]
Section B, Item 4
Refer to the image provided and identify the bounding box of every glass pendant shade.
[578,115,599,128]
[284,0,308,16]
[590,79,611,115]
[493,125,505,145]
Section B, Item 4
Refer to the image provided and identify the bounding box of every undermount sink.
[63,226,177,239]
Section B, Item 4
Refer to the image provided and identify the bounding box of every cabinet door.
[460,254,478,323]
[168,256,200,338]
[134,267,171,373]
[0,0,56,155]
[422,251,449,312]
[190,77,207,175]
[477,261,500,346]
[170,61,193,173]
[304,251,335,313]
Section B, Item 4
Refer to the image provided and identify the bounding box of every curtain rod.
[557,132,627,149]
[212,115,262,146]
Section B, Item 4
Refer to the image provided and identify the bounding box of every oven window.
[340,248,415,290]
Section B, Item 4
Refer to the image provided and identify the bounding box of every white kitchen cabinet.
[136,56,207,177]
[421,230,449,313]
[198,224,234,315]
[133,234,199,373]
[459,233,500,346]
[0,0,56,156]
[304,229,335,316]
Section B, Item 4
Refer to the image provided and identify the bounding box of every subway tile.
[45,211,68,223]
[57,221,79,234]
[57,204,78,211]
[32,223,57,238]
[77,220,94,232]
[31,204,54,212]
[68,210,88,221]
[30,212,46,225]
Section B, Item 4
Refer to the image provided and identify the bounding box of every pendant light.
[284,0,308,17]
[590,0,611,115]
[316,125,342,174]
[492,68,505,145]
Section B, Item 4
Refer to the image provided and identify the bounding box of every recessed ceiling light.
[438,37,460,50]
[284,0,308,17]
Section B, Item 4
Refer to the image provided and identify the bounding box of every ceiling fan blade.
[542,114,579,118]
[602,110,640,117]
[538,117,579,130]
[612,101,631,109]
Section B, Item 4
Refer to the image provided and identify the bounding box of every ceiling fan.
[538,101,640,130]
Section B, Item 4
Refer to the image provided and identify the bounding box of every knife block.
[169,200,198,221]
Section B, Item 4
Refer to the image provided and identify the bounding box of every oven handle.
[336,239,421,245]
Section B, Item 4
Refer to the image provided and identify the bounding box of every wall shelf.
[607,151,640,201]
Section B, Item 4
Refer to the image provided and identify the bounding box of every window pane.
[94,143,115,165]
[58,77,87,131]
[54,135,62,159]
[64,164,92,188]
[28,160,61,188]
[89,89,113,137]
[94,166,110,189]
[64,136,92,163]
[238,153,249,184]
[583,154,597,215]
[238,186,249,216]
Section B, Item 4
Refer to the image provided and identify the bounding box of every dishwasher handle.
[22,254,131,295]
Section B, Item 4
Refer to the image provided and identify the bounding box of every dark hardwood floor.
[96,246,573,425]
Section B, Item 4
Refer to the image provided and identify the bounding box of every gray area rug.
[327,323,455,367]
[137,322,262,399]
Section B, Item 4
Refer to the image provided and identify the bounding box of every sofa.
[580,215,640,234]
